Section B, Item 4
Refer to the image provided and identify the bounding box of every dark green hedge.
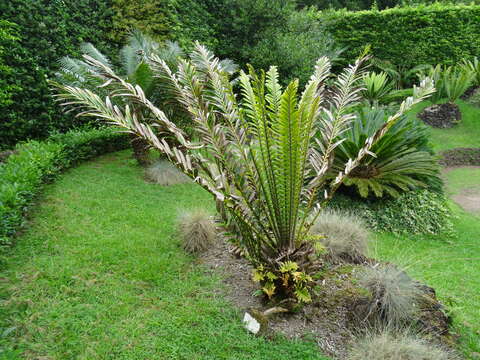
[0,127,129,248]
[0,0,118,149]
[324,4,480,69]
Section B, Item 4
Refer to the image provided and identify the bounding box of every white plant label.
[243,312,260,334]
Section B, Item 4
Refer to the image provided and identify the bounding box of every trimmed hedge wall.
[0,127,129,248]
[0,0,119,149]
[324,4,480,69]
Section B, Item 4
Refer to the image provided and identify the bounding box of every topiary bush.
[0,127,129,248]
[329,190,454,235]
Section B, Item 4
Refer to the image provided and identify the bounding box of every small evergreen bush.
[329,190,454,235]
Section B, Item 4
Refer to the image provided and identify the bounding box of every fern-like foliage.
[52,43,434,281]
[330,108,441,198]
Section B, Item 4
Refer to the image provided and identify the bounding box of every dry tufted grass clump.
[311,210,369,262]
[357,264,422,326]
[178,209,217,254]
[145,160,191,186]
[347,330,456,360]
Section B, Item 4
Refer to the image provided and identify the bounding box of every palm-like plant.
[461,57,480,87]
[374,59,430,89]
[330,108,441,198]
[361,71,394,105]
[52,44,434,301]
[56,31,186,165]
[419,64,474,104]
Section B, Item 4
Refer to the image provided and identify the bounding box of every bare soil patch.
[442,166,480,214]
[451,189,480,214]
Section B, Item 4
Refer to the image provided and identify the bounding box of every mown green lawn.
[407,99,480,152]
[0,152,326,360]
[1,100,479,359]
[375,101,480,357]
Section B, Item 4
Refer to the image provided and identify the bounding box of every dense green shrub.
[0,0,117,148]
[0,127,129,247]
[212,0,297,66]
[299,0,404,10]
[324,4,480,70]
[329,190,454,235]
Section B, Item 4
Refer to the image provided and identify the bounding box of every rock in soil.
[418,103,461,128]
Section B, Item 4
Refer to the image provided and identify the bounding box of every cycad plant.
[461,56,480,87]
[374,59,430,89]
[419,64,474,105]
[330,107,441,198]
[53,44,434,302]
[56,31,186,165]
[361,71,393,105]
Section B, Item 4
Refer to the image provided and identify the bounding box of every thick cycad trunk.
[129,134,151,166]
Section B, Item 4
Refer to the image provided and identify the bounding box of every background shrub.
[0,21,18,111]
[0,127,129,247]
[324,4,480,70]
[110,0,219,50]
[250,8,343,85]
[329,190,454,235]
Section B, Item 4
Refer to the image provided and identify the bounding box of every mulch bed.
[418,103,461,128]
[439,148,480,167]
[199,240,454,359]
[460,85,479,100]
